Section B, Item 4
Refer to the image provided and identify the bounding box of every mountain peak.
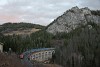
[71,6,79,11]
[46,7,100,35]
[69,6,91,14]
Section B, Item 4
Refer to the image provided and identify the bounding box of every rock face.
[46,6,100,35]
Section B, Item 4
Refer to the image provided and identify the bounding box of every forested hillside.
[54,22,100,67]
[0,22,45,33]
[0,30,53,53]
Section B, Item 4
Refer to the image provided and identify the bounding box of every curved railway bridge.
[21,48,55,67]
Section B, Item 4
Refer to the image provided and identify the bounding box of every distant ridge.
[0,22,45,35]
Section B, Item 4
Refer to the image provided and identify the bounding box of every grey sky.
[0,0,100,26]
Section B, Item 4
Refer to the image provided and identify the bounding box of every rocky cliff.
[46,6,100,35]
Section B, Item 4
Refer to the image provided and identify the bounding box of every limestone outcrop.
[46,6,100,35]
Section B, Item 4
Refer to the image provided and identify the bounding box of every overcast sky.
[0,0,100,26]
